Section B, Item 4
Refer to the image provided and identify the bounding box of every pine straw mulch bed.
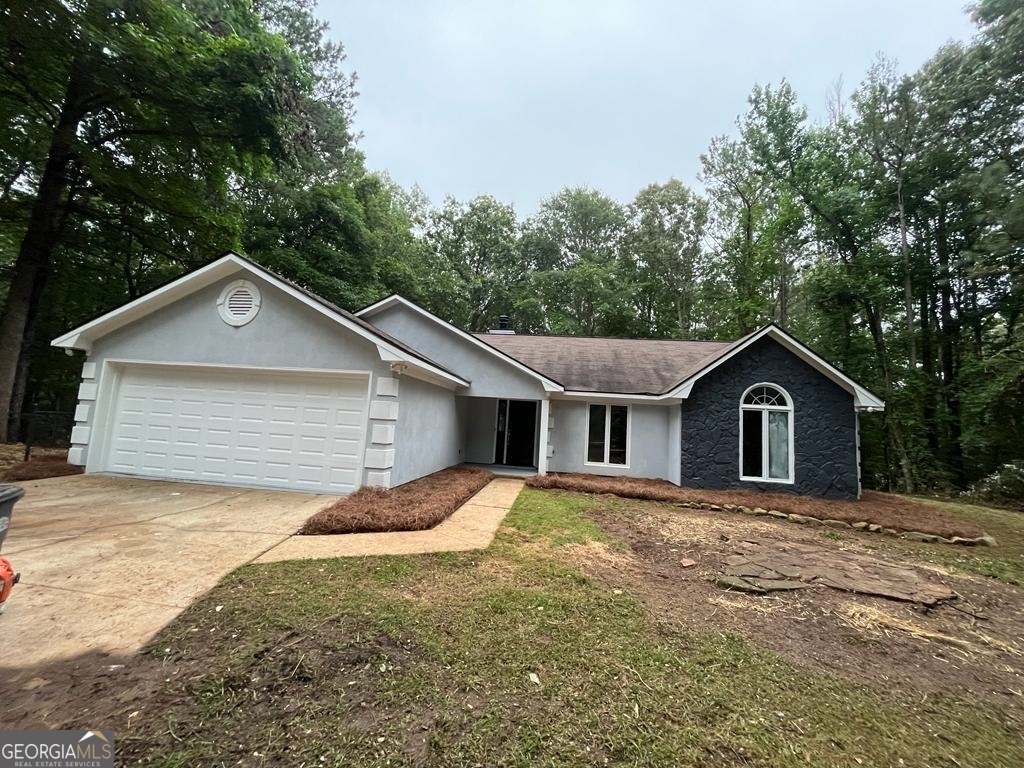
[299,466,493,535]
[0,444,82,482]
[526,473,989,543]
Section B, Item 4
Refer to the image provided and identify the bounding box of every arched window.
[740,384,793,483]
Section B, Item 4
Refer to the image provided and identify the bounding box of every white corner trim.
[364,448,395,469]
[371,424,395,445]
[78,381,98,401]
[80,362,97,379]
[668,405,681,485]
[357,295,563,392]
[366,470,391,488]
[375,376,400,397]
[369,400,399,421]
[67,446,86,466]
[74,403,91,422]
[537,397,551,475]
[70,425,91,445]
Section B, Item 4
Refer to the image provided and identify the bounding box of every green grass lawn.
[910,497,1024,585]
[115,488,1022,767]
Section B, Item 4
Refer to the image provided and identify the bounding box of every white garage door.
[103,365,369,493]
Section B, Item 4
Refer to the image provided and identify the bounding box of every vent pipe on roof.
[488,315,515,334]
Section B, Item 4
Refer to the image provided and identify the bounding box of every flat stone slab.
[718,539,956,605]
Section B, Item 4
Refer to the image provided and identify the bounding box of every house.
[52,252,884,500]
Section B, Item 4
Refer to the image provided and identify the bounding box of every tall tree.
[622,180,709,337]
[523,188,629,335]
[421,195,521,331]
[0,0,301,439]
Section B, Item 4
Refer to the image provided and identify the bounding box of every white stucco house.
[53,252,883,499]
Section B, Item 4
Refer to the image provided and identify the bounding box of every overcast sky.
[320,1,977,215]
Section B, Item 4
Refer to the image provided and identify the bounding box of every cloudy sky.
[321,1,977,214]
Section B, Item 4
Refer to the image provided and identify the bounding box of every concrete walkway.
[256,477,524,563]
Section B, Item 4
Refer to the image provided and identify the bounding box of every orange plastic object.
[0,556,18,611]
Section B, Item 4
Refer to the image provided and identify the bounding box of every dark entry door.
[494,399,537,467]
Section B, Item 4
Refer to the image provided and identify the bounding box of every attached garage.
[97,364,370,493]
[52,253,469,494]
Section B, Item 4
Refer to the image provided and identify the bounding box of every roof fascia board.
[51,254,247,351]
[51,254,469,389]
[385,361,464,390]
[357,295,564,392]
[247,278,469,389]
[666,325,885,410]
[554,391,682,404]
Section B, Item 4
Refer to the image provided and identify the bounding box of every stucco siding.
[391,375,462,486]
[548,400,672,480]
[679,336,859,499]
[367,304,547,399]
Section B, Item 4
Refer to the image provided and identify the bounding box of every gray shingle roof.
[472,333,736,395]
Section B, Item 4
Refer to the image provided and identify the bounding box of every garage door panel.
[103,366,370,493]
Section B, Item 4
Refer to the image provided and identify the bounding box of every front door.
[494,399,537,467]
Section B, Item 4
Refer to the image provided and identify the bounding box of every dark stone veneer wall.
[679,337,859,500]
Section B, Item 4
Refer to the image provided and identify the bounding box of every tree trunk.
[920,288,940,457]
[935,204,965,487]
[778,255,789,330]
[863,299,915,493]
[0,71,85,441]
[897,179,916,368]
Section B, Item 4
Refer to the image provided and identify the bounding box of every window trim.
[584,402,631,468]
[738,383,794,484]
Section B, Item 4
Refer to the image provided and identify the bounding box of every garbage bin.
[0,485,25,552]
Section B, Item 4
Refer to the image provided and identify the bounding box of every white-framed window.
[585,403,629,466]
[739,383,794,483]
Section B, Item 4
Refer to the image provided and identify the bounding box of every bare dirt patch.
[528,472,987,539]
[300,466,492,535]
[572,503,1024,704]
[1,616,438,762]
[0,444,80,482]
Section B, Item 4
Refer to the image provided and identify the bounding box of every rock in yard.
[747,578,807,592]
[716,575,767,594]
[679,558,697,568]
[719,541,956,606]
[902,531,940,544]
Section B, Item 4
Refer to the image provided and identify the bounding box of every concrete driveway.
[1,475,334,669]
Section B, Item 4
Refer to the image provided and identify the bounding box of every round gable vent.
[217,279,261,327]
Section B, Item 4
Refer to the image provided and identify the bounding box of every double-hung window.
[586,403,629,465]
[740,384,793,483]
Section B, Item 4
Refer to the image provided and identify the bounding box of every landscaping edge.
[677,498,997,547]
[526,476,996,547]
